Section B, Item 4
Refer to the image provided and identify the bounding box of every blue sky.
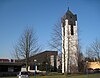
[0,0,100,59]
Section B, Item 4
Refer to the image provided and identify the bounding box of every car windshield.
[21,72,28,75]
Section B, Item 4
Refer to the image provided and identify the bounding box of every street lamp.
[86,61,88,78]
[34,59,37,78]
[46,62,48,75]
[38,63,40,71]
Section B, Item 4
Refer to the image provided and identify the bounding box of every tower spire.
[68,7,69,11]
[67,0,69,10]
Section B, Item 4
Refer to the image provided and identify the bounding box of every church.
[61,8,78,74]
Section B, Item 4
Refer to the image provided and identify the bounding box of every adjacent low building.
[0,50,59,76]
[87,62,100,73]
[87,62,100,70]
[0,59,22,76]
[20,51,58,72]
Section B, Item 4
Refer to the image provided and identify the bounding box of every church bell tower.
[61,9,78,74]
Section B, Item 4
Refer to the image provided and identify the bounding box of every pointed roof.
[62,9,77,26]
[66,9,74,15]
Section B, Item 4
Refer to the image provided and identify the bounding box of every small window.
[71,25,74,35]
[70,16,72,18]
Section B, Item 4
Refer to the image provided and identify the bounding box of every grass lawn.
[33,74,100,78]
[0,74,100,78]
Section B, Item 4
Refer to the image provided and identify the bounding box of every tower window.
[71,25,74,35]
[70,16,72,18]
[62,21,65,27]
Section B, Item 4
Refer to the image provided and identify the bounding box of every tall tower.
[61,9,78,74]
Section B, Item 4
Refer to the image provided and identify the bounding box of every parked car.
[18,71,29,78]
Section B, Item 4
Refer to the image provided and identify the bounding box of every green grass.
[33,74,100,78]
[0,74,100,78]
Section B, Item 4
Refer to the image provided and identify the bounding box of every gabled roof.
[0,62,22,66]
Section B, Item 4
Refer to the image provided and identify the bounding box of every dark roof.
[0,62,23,66]
[0,59,9,62]
[29,51,57,59]
[62,9,77,26]
[66,10,74,15]
[34,50,58,56]
[16,50,58,65]
[29,50,58,62]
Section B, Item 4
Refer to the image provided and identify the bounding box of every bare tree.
[49,22,62,52]
[91,39,100,60]
[86,39,100,61]
[49,22,67,74]
[86,47,94,60]
[77,47,85,72]
[14,27,41,71]
[50,21,84,73]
